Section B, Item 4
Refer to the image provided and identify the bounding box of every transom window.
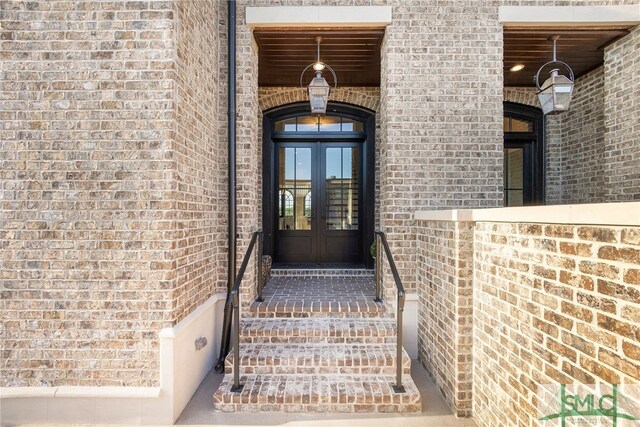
[275,115,363,132]
[503,116,534,133]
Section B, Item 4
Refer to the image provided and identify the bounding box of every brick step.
[247,300,392,319]
[213,374,421,413]
[239,318,397,344]
[225,344,411,376]
[271,268,374,277]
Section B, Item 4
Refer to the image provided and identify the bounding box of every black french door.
[503,141,535,207]
[274,142,363,264]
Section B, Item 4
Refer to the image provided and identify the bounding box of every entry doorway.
[263,103,375,267]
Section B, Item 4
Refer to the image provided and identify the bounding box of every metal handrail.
[229,230,263,392]
[374,230,406,393]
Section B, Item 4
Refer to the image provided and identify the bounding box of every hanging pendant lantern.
[300,36,337,115]
[535,36,575,115]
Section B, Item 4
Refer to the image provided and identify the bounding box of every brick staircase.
[213,271,421,413]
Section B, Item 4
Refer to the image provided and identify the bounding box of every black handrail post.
[226,230,261,393]
[256,233,264,302]
[375,231,406,393]
[374,232,382,302]
[230,290,242,392]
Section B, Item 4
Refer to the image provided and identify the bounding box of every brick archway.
[503,88,539,108]
[259,87,380,112]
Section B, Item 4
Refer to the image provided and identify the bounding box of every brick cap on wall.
[246,6,392,28]
[415,202,640,226]
[499,5,640,27]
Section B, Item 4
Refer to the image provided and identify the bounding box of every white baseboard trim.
[0,293,227,425]
[404,293,419,359]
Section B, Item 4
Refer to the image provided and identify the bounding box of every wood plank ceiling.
[504,28,629,87]
[254,28,630,87]
[255,29,384,87]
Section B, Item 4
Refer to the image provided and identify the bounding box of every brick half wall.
[415,204,640,425]
[473,220,640,426]
[416,219,474,417]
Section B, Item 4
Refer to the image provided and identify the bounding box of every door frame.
[262,102,376,267]
[504,102,545,205]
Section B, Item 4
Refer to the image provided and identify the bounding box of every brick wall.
[379,2,504,293]
[215,3,229,292]
[172,0,224,323]
[473,221,640,425]
[416,220,473,417]
[234,4,261,307]
[559,68,606,204]
[503,25,640,206]
[545,115,564,205]
[604,25,640,201]
[0,0,224,387]
[0,0,176,387]
[504,70,608,206]
[415,212,640,424]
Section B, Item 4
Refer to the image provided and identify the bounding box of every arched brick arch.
[503,87,539,108]
[258,86,380,112]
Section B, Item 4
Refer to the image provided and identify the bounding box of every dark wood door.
[274,142,362,264]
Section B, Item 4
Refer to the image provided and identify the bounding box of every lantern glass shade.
[537,70,574,115]
[308,73,331,115]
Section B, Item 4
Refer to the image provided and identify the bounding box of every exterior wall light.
[535,35,574,115]
[300,36,337,115]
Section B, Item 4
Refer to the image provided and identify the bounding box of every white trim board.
[499,5,640,27]
[246,6,392,28]
[415,202,640,226]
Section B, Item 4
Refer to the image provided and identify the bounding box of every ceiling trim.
[246,6,392,29]
[499,5,640,27]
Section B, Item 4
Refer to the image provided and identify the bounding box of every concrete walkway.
[176,360,476,427]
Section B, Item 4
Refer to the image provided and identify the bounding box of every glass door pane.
[504,148,524,207]
[325,147,359,230]
[278,147,312,230]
